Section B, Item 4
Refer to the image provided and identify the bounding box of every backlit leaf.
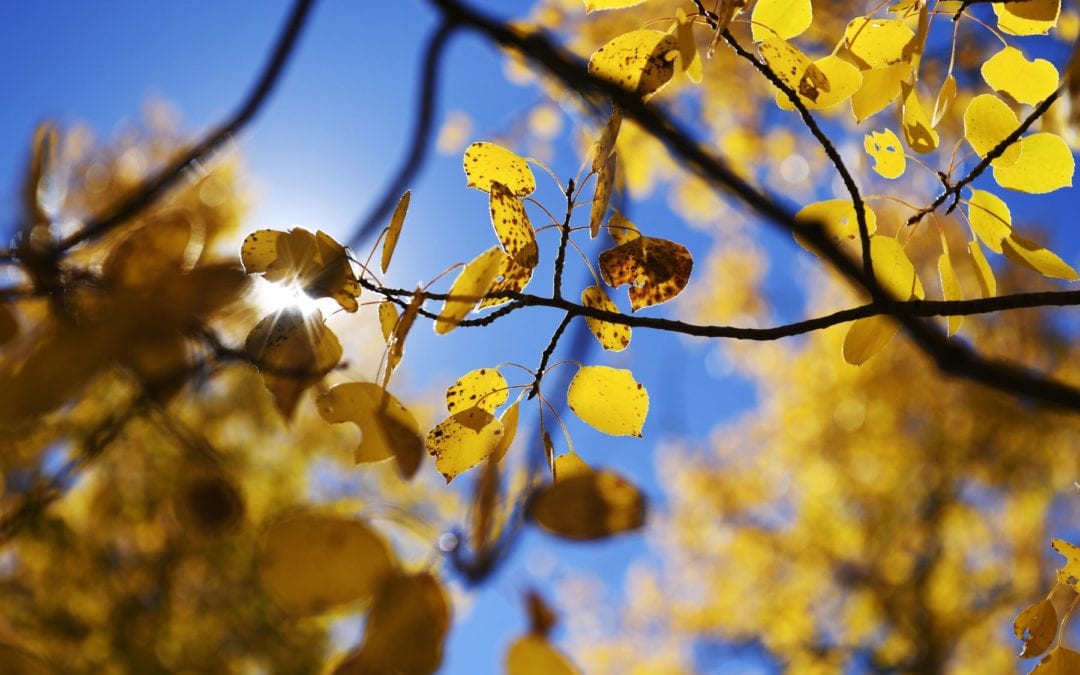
[932,74,957,127]
[607,212,641,245]
[869,235,925,300]
[592,106,622,172]
[938,247,963,336]
[245,309,343,419]
[528,470,646,540]
[793,199,878,252]
[842,17,915,69]
[584,0,647,11]
[491,401,520,463]
[1014,598,1057,659]
[554,451,592,480]
[378,301,398,344]
[599,236,693,311]
[968,239,997,298]
[843,316,899,366]
[588,29,679,97]
[900,82,939,154]
[489,182,538,269]
[1002,233,1079,281]
[506,635,580,675]
[381,190,410,274]
[776,55,862,110]
[316,382,423,477]
[581,285,631,351]
[1053,538,1080,587]
[590,150,617,238]
[567,365,648,437]
[387,288,423,380]
[674,9,702,83]
[994,0,1060,36]
[759,39,832,104]
[258,512,396,616]
[982,46,1059,106]
[435,247,504,334]
[851,62,910,122]
[427,407,505,482]
[992,133,1075,194]
[333,572,450,675]
[751,0,813,42]
[463,142,536,196]
[864,128,906,179]
[241,228,361,313]
[967,189,1012,253]
[480,254,534,308]
[103,212,193,288]
[963,95,1022,167]
[1030,646,1080,675]
[446,367,508,414]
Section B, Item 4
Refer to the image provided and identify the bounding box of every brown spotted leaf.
[446,368,508,414]
[479,254,534,308]
[599,236,693,311]
[581,285,630,351]
[463,142,535,196]
[588,29,678,97]
[1014,598,1057,659]
[381,190,410,274]
[426,407,505,482]
[489,182,538,268]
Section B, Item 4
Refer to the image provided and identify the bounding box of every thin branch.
[550,178,575,300]
[528,311,573,400]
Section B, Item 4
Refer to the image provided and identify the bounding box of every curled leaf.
[491,401,520,463]
[381,190,410,274]
[528,470,646,540]
[968,239,997,298]
[900,82,939,154]
[599,236,693,311]
[581,285,631,351]
[567,365,648,437]
[489,182,538,268]
[590,151,617,238]
[435,247,504,334]
[316,382,423,477]
[592,105,622,172]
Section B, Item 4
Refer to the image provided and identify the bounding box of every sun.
[249,277,322,317]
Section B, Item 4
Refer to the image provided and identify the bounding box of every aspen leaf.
[1014,598,1057,659]
[592,106,622,172]
[446,367,508,414]
[793,199,878,252]
[864,128,906,179]
[776,55,862,110]
[963,95,1022,167]
[463,142,536,196]
[1002,233,1080,281]
[1053,538,1080,587]
[554,451,592,480]
[581,285,631,351]
[387,288,423,379]
[258,512,396,616]
[480,254,534,308]
[567,365,648,437]
[993,0,1060,36]
[607,212,641,245]
[674,9,702,83]
[751,0,813,42]
[759,39,832,104]
[378,301,398,344]
[491,401,520,463]
[381,190,410,273]
[900,82,939,154]
[103,213,192,288]
[245,309,343,420]
[427,407,505,482]
[1030,646,1080,675]
[584,0,647,11]
[588,29,679,97]
[968,239,997,298]
[938,248,963,336]
[489,182,538,269]
[850,62,910,122]
[870,235,925,300]
[333,572,450,675]
[241,228,361,313]
[506,635,580,675]
[470,454,500,554]
[528,470,646,540]
[843,315,899,366]
[982,47,1059,106]
[931,74,957,128]
[842,18,916,69]
[992,133,1075,194]
[590,150,617,238]
[967,189,1012,253]
[316,382,423,476]
[435,246,504,334]
[599,236,693,311]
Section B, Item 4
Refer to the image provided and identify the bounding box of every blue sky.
[3,2,1079,674]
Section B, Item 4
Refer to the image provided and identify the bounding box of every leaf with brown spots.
[386,288,424,384]
[489,182,538,268]
[581,285,630,351]
[240,227,361,313]
[758,38,831,104]
[589,151,616,238]
[528,470,646,540]
[599,236,693,311]
[606,212,640,245]
[588,29,679,97]
[479,254,534,308]
[446,367,508,414]
[463,142,536,196]
[592,105,621,172]
[426,407,506,482]
[1014,598,1057,659]
[381,190,410,274]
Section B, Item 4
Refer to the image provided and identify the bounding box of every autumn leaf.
[567,365,648,437]
[599,236,692,311]
[1014,598,1057,659]
[316,382,424,477]
[506,635,580,675]
[427,406,506,482]
[241,228,361,312]
[588,29,679,97]
[590,151,617,238]
[864,128,906,179]
[381,190,410,273]
[993,0,1061,36]
[963,95,1022,167]
[842,17,915,69]
[553,451,592,480]
[445,367,508,414]
[592,105,622,172]
[751,0,812,42]
[982,47,1059,106]
[1030,646,1080,675]
[528,470,646,540]
[463,141,536,196]
[435,246,504,334]
[581,285,631,351]
[992,133,1075,194]
[489,181,538,268]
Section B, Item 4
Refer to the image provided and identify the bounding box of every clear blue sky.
[3,2,1078,674]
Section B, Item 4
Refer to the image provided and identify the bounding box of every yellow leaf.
[963,94,1022,167]
[1030,646,1080,675]
[982,46,1060,106]
[588,29,679,97]
[316,382,424,476]
[607,212,641,245]
[599,236,693,311]
[241,228,361,313]
[387,288,424,380]
[245,309,343,419]
[759,39,832,105]
[381,190,410,274]
[581,285,631,351]
[489,182,539,268]
[900,82,939,154]
[994,0,1061,36]
[931,74,957,127]
[378,300,398,344]
[870,235,925,300]
[479,254,534,308]
[528,470,646,540]
[793,199,878,252]
[333,572,450,675]
[492,401,520,463]
[446,367,508,414]
[103,212,193,289]
[567,365,648,437]
[506,635,580,675]
[674,9,702,83]
[584,0,647,11]
[864,128,906,179]
[1053,538,1080,587]
[258,512,396,616]
[554,451,592,480]
[435,247,504,334]
[992,133,1075,194]
[427,407,506,482]
[938,248,963,336]
[463,142,536,196]
[776,55,863,110]
[842,17,916,69]
[851,62,910,122]
[590,150,617,238]
[843,316,899,366]
[592,106,622,173]
[967,189,1012,253]
[1002,233,1080,281]
[751,0,813,42]
[1014,598,1057,659]
[968,239,997,298]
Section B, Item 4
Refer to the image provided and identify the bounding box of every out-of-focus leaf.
[554,451,592,480]
[0,643,51,675]
[599,236,692,311]
[588,29,678,97]
[381,190,410,274]
[491,401,520,463]
[1014,598,1057,659]
[751,0,812,42]
[463,142,535,196]
[864,128,906,179]
[528,470,646,540]
[241,227,360,312]
[446,367,508,414]
[317,382,423,477]
[590,151,617,238]
[992,133,1075,194]
[581,285,631,351]
[567,365,648,437]
[968,239,997,298]
[489,182,538,268]
[584,0,647,12]
[435,247,504,334]
[592,106,622,172]
[24,122,56,225]
[387,288,424,382]
[674,9,702,83]
[427,407,505,482]
[258,512,396,617]
[103,212,193,288]
[0,301,18,346]
[1030,646,1080,674]
[1050,538,1079,587]
[506,636,580,675]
